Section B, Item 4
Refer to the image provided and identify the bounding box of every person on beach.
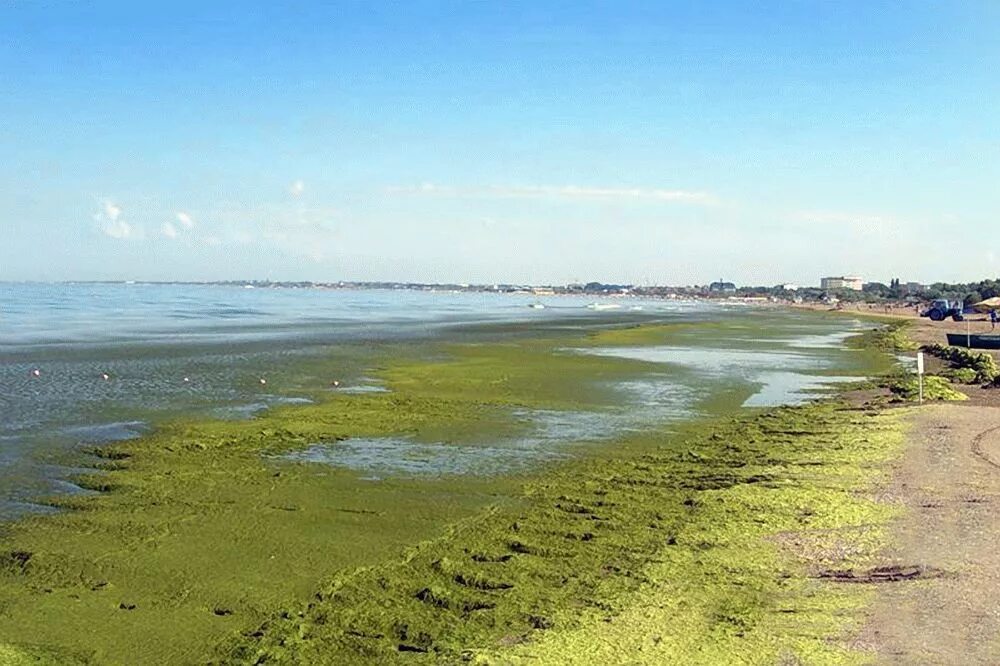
[991,309,998,330]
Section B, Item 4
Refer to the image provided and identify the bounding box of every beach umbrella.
[972,297,1000,313]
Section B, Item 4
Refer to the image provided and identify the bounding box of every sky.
[1,1,998,286]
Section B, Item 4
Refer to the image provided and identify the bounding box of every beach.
[6,2,997,662]
[855,402,1000,663]
[0,290,973,664]
[791,308,1000,663]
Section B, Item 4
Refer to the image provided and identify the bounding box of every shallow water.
[576,314,870,408]
[282,437,570,478]
[0,285,877,511]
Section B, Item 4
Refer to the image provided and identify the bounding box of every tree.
[863,282,890,299]
[965,291,984,307]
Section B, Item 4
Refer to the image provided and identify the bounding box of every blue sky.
[2,1,998,285]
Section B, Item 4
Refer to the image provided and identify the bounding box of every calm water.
[0,283,698,349]
[0,283,874,517]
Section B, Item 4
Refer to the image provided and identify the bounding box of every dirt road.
[855,403,1000,664]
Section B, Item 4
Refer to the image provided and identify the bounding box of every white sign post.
[916,351,924,404]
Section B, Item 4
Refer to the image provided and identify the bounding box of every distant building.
[709,280,737,294]
[843,276,864,290]
[820,277,843,290]
[821,276,863,291]
[781,284,799,291]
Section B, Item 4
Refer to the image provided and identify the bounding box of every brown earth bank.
[852,401,1000,664]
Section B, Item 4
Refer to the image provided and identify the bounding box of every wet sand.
[855,402,1000,664]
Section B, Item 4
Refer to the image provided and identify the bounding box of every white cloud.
[101,220,136,239]
[386,183,715,204]
[102,200,122,222]
[92,199,140,239]
[176,211,195,229]
[289,180,305,197]
[161,222,178,239]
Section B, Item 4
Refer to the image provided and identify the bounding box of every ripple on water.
[281,437,568,477]
[335,384,390,395]
[58,420,149,444]
[211,396,314,420]
[578,346,827,373]
[0,500,59,521]
[781,330,863,349]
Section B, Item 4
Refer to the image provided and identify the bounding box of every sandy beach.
[818,309,1000,663]
[855,401,1000,664]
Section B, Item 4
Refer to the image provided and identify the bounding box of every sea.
[0,283,877,519]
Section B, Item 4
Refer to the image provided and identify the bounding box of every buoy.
[331,380,341,388]
[30,369,40,377]
[183,377,190,383]
[259,378,267,385]
[101,373,110,381]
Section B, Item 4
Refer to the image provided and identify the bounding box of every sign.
[916,351,925,404]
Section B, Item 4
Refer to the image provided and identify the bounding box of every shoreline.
[0,312,905,663]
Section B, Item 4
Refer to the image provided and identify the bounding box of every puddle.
[579,346,826,374]
[212,395,313,420]
[281,437,567,477]
[577,345,862,410]
[614,377,704,412]
[335,384,390,394]
[742,373,860,407]
[213,402,269,420]
[282,389,702,478]
[513,409,621,444]
[0,500,59,521]
[782,330,862,349]
[58,420,149,444]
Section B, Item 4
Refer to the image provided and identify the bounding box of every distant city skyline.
[2,2,998,285]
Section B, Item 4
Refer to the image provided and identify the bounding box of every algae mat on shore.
[0,320,900,663]
[218,402,902,665]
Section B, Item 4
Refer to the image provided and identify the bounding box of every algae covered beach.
[5,2,997,662]
[0,291,902,664]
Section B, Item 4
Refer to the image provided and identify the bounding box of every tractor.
[920,299,965,322]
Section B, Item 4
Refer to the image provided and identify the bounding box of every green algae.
[500,409,903,665]
[0,313,901,664]
[0,325,673,663]
[921,343,999,384]
[848,321,918,353]
[889,375,968,402]
[848,323,969,402]
[214,402,902,665]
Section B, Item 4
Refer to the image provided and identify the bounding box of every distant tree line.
[922,278,1000,305]
[732,278,1000,305]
